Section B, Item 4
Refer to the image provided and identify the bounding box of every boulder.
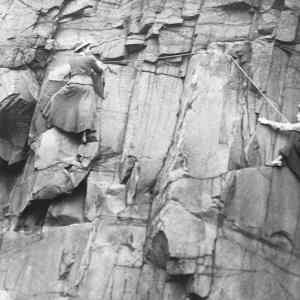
[9,129,97,216]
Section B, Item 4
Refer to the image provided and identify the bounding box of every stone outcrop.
[0,0,300,299]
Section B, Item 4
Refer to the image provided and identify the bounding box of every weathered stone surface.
[0,169,15,223]
[258,9,280,34]
[0,69,39,164]
[156,0,184,25]
[250,39,274,92]
[123,71,182,190]
[181,48,234,177]
[137,264,167,300]
[56,27,127,59]
[46,183,86,226]
[126,34,146,53]
[159,22,194,55]
[211,226,300,300]
[194,8,253,48]
[126,0,143,34]
[60,0,96,18]
[85,168,126,221]
[0,40,39,69]
[1,0,300,299]
[99,65,136,154]
[276,10,298,42]
[203,0,259,8]
[0,224,91,299]
[167,177,222,216]
[75,219,146,300]
[265,167,300,241]
[33,128,95,170]
[163,280,186,300]
[222,165,300,255]
[84,153,150,223]
[8,128,97,217]
[182,0,203,18]
[140,0,163,32]
[151,200,206,258]
[143,38,160,62]
[147,197,219,298]
[223,167,272,228]
[54,0,127,58]
[0,1,56,42]
[285,0,300,10]
[0,0,65,68]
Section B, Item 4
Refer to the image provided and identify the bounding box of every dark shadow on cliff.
[14,199,52,232]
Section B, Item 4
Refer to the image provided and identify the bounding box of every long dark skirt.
[279,131,300,180]
[43,83,97,133]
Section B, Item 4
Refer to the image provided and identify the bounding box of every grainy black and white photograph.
[0,0,299,299]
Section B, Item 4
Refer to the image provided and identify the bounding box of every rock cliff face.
[0,0,300,299]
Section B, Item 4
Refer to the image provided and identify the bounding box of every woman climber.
[258,105,300,179]
[43,42,109,144]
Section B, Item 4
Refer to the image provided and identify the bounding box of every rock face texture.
[0,0,300,299]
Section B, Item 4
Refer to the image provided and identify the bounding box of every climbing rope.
[226,54,289,122]
[105,47,290,122]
